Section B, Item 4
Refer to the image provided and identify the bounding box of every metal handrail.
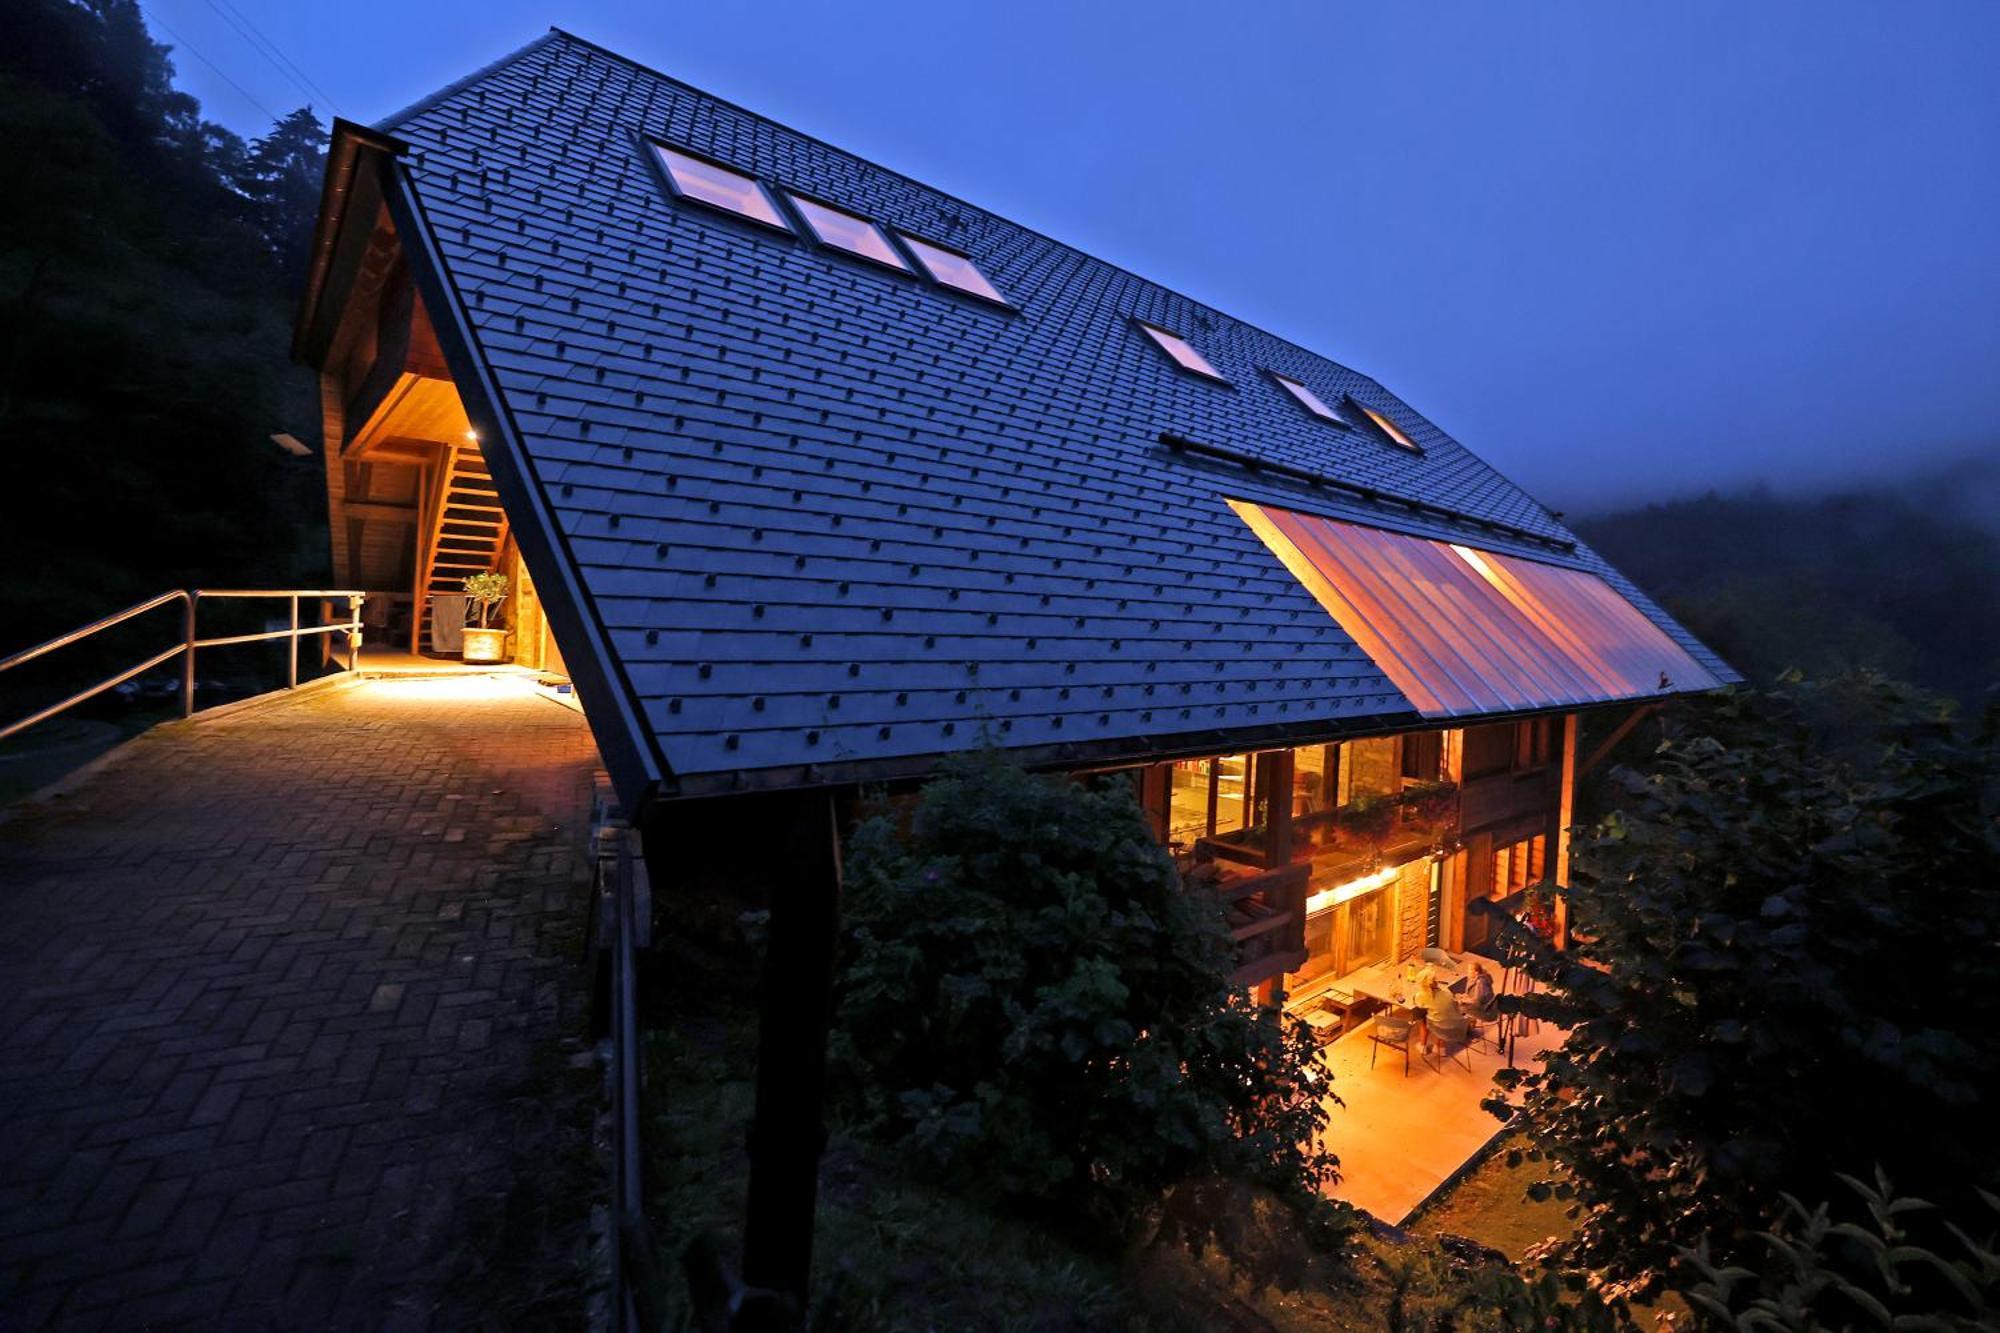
[0,588,366,743]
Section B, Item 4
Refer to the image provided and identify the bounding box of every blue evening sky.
[150,1,2000,513]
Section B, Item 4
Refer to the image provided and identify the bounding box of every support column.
[1553,712,1578,950]
[740,791,843,1313]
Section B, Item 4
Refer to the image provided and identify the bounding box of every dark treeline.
[0,0,329,660]
[1576,465,2000,710]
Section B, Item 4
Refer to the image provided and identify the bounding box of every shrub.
[1482,674,1999,1292]
[830,750,1341,1246]
[1684,1170,1999,1331]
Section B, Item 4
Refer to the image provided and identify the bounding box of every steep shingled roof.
[378,29,1734,795]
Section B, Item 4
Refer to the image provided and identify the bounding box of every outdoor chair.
[1463,994,1501,1053]
[1427,1012,1475,1072]
[1368,1013,1414,1076]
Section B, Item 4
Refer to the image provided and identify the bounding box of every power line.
[201,0,345,117]
[145,10,281,124]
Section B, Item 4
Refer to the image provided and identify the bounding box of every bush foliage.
[1684,1170,2000,1332]
[830,751,1341,1245]
[1484,674,1999,1292]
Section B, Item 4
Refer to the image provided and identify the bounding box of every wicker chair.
[1368,1012,1414,1076]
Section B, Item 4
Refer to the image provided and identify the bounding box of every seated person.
[1412,966,1461,1053]
[1463,961,1496,1016]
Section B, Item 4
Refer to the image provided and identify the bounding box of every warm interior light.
[1304,864,1400,918]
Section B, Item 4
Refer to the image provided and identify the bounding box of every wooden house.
[292,29,1733,1300]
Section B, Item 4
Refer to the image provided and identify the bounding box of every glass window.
[1354,402,1420,451]
[1137,322,1227,381]
[1167,758,1212,849]
[1272,372,1347,423]
[1292,744,1333,817]
[1341,736,1401,803]
[1212,754,1250,833]
[788,194,909,270]
[1347,887,1393,970]
[1494,834,1547,894]
[899,233,1008,303]
[655,146,789,230]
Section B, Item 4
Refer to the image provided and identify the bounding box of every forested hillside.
[0,0,328,651]
[1576,466,2000,709]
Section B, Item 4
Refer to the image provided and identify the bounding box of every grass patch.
[1405,1135,1575,1261]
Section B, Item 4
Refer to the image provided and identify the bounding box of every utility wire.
[146,10,281,124]
[201,0,345,117]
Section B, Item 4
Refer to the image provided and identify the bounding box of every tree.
[239,106,330,284]
[1482,674,1999,1293]
[830,750,1342,1250]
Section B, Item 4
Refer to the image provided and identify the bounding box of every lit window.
[1353,401,1420,451]
[899,233,1007,303]
[788,193,909,271]
[1137,322,1226,382]
[1272,372,1348,424]
[655,145,789,230]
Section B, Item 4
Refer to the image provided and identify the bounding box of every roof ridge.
[374,30,564,134]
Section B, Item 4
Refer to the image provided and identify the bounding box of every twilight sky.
[151,1,2000,513]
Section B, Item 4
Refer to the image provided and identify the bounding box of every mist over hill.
[1574,453,2000,709]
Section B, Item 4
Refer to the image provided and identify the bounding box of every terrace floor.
[1320,1008,1566,1225]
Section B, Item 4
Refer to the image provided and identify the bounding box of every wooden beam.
[342,500,417,522]
[1576,703,1662,780]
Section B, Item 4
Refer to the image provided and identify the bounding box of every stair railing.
[0,589,365,743]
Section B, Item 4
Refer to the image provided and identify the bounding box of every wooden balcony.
[1205,861,1310,989]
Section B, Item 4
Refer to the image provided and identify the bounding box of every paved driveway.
[0,677,604,1331]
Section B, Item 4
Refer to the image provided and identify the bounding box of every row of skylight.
[655,144,1419,453]
[655,145,1009,305]
[1136,321,1420,451]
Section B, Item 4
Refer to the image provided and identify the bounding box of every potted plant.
[1336,794,1397,868]
[461,571,511,663]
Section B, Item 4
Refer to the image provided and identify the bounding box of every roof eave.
[290,119,409,365]
[378,159,676,816]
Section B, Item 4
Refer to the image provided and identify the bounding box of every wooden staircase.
[412,442,509,653]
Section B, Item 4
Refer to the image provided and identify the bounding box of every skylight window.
[899,234,1007,304]
[1137,322,1226,382]
[1354,402,1421,452]
[655,145,789,230]
[788,194,909,271]
[1271,372,1348,424]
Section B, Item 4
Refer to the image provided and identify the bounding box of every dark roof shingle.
[383,30,1736,791]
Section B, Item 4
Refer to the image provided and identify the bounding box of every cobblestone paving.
[0,678,605,1331]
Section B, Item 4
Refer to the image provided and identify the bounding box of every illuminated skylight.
[899,234,1007,304]
[1137,322,1226,382]
[788,193,909,271]
[1271,372,1347,424]
[1354,402,1421,451]
[655,146,789,230]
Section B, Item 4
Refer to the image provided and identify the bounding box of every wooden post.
[1264,749,1294,868]
[1554,712,1578,950]
[181,594,197,718]
[288,595,300,689]
[741,791,843,1315]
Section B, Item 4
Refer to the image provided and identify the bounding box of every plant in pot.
[1336,794,1397,868]
[461,572,511,663]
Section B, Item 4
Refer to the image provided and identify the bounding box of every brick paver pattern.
[0,679,605,1331]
